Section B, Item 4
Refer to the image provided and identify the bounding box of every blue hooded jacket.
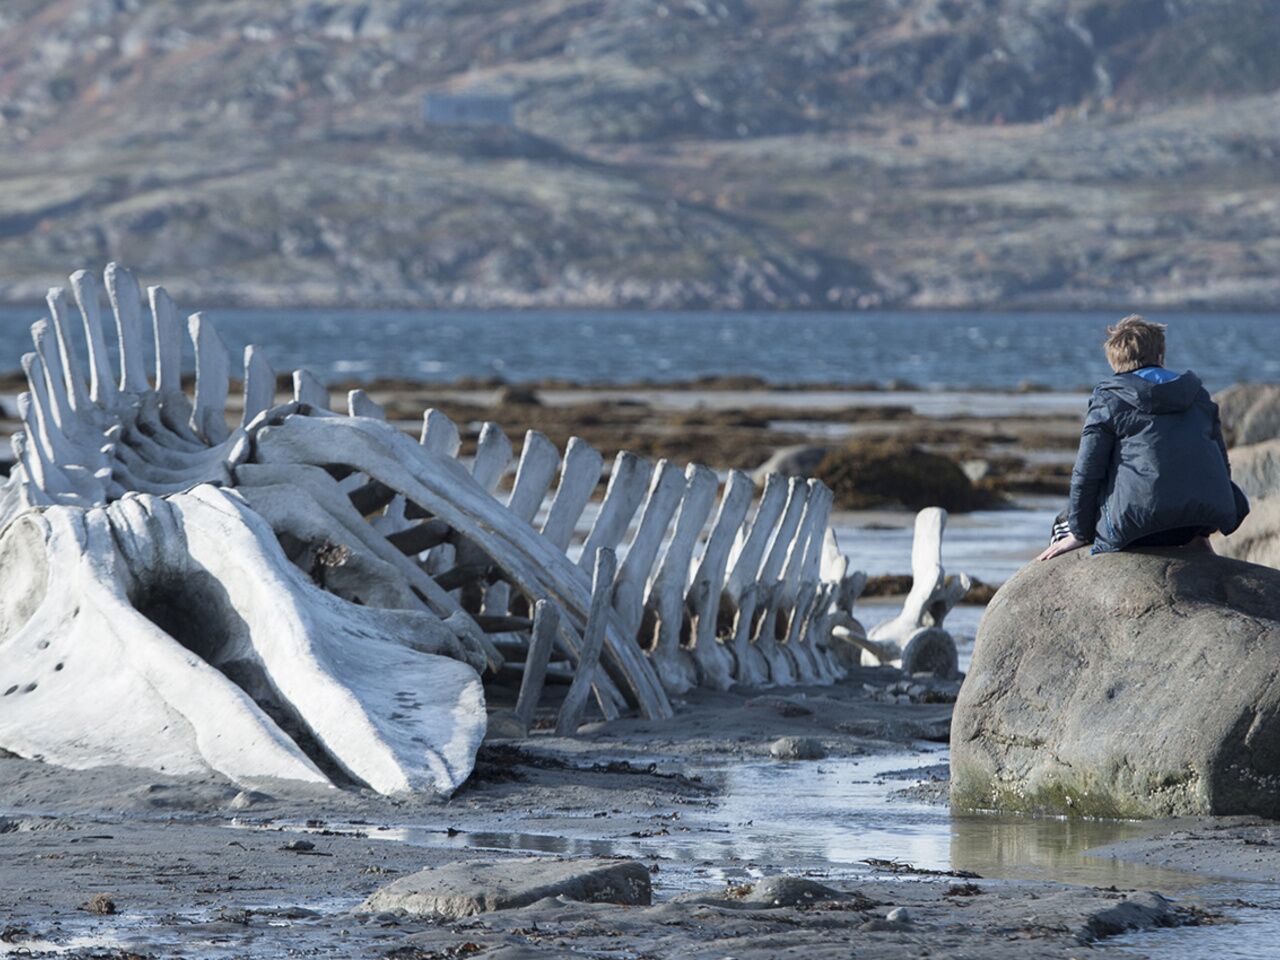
[1067,368,1248,553]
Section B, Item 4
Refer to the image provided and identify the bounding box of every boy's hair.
[1105,315,1166,373]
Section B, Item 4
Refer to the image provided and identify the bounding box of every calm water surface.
[0,307,1275,390]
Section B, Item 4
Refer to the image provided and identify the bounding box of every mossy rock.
[813,440,1003,512]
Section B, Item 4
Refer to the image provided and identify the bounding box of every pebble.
[82,894,116,915]
[768,736,827,760]
[229,789,272,810]
[887,906,910,923]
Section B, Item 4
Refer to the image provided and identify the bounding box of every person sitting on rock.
[1038,315,1248,560]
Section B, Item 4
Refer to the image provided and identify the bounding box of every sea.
[0,307,1275,391]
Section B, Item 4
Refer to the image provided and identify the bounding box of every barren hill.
[1,0,1277,309]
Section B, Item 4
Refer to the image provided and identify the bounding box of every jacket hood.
[1096,369,1203,414]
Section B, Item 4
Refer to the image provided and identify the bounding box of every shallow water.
[228,750,1199,896]
[833,496,1058,586]
[17,748,1279,958]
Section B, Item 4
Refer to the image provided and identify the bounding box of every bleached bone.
[294,368,330,410]
[68,269,117,408]
[723,473,788,686]
[1,264,969,794]
[46,288,89,415]
[606,460,678,628]
[105,262,150,395]
[646,464,718,695]
[780,483,835,684]
[348,389,384,420]
[580,452,651,567]
[750,477,810,685]
[556,548,617,735]
[0,266,500,797]
[243,346,278,426]
[858,507,967,679]
[483,429,559,619]
[507,431,560,523]
[251,413,669,719]
[686,469,753,690]
[542,436,605,550]
[0,487,485,794]
[188,312,231,445]
[231,466,494,671]
[514,599,560,733]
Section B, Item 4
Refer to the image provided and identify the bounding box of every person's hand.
[1037,533,1087,561]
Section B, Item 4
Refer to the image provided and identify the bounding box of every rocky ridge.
[0,0,1278,308]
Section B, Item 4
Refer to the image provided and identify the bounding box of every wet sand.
[7,377,1265,956]
[0,668,1260,959]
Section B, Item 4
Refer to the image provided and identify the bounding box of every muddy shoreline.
[3,378,1270,957]
[3,672,1273,958]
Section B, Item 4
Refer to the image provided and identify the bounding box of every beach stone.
[740,876,843,907]
[483,710,528,741]
[360,857,651,919]
[1215,383,1280,446]
[886,906,910,923]
[82,894,116,915]
[768,736,827,760]
[813,439,1000,512]
[1081,892,1174,940]
[496,385,542,406]
[228,789,272,810]
[860,917,910,931]
[745,695,813,717]
[751,445,829,484]
[951,549,1280,817]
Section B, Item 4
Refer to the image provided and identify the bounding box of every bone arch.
[0,265,969,795]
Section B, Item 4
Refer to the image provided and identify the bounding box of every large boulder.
[1217,497,1280,570]
[951,549,1280,818]
[1228,439,1280,500]
[812,440,1002,512]
[1215,383,1280,446]
[1214,439,1280,569]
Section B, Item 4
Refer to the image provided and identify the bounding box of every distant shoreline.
[2,296,1277,315]
[0,369,1100,396]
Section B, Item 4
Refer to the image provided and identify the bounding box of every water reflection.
[230,751,1204,895]
[950,812,1199,891]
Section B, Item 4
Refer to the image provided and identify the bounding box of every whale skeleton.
[0,265,967,795]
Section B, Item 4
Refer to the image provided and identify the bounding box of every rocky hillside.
[1,0,1278,309]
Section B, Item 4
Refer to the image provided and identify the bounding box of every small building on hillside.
[422,93,515,128]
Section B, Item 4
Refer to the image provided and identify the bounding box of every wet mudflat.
[5,673,1278,959]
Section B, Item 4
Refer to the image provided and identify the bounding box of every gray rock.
[768,736,827,760]
[228,789,272,810]
[483,710,528,741]
[886,905,910,923]
[1215,384,1280,446]
[1081,892,1174,940]
[860,917,910,932]
[1214,439,1280,570]
[740,876,842,908]
[1227,439,1280,500]
[1218,495,1280,570]
[951,550,1280,817]
[751,445,829,485]
[360,857,652,919]
[744,695,813,717]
